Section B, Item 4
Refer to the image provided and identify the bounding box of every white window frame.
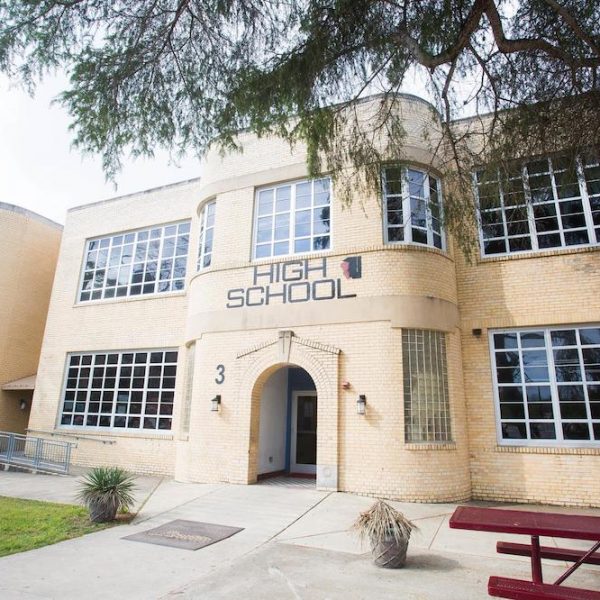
[57,348,178,433]
[489,326,600,448]
[252,177,333,261]
[382,165,446,251]
[77,220,191,303]
[475,154,600,258]
[197,200,216,271]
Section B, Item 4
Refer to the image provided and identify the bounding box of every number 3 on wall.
[215,364,225,385]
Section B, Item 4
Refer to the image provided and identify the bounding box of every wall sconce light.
[356,394,366,415]
[472,328,482,337]
[19,399,27,411]
[211,394,221,412]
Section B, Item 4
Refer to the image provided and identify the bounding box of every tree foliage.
[1,1,599,249]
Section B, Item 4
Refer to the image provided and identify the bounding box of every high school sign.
[226,256,362,308]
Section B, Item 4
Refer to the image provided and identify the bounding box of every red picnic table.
[449,506,600,599]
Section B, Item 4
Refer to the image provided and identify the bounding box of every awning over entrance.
[2,374,36,391]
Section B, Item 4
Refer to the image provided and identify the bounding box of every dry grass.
[352,499,416,546]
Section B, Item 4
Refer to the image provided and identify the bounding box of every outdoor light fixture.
[357,394,367,415]
[211,394,221,412]
[19,399,27,411]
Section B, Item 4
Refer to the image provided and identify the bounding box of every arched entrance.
[256,365,317,480]
[237,331,340,490]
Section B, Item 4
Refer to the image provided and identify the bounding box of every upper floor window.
[491,326,600,446]
[197,201,215,270]
[382,166,444,250]
[253,178,331,259]
[403,329,452,442]
[79,221,190,302]
[476,153,600,256]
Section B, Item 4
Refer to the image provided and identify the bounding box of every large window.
[491,327,600,445]
[197,201,215,270]
[403,329,452,442]
[383,166,444,249]
[254,178,331,259]
[60,350,178,431]
[79,221,190,302]
[476,153,600,256]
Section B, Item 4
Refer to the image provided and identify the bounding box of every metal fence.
[0,431,75,474]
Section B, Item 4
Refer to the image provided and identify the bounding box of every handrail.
[0,431,75,474]
[27,428,116,445]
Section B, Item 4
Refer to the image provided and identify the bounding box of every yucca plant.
[353,500,416,568]
[77,467,136,523]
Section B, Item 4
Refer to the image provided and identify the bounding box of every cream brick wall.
[0,204,62,433]
[30,93,600,506]
[29,181,202,474]
[456,245,600,507]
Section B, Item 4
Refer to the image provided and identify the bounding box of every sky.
[0,70,437,226]
[0,74,202,225]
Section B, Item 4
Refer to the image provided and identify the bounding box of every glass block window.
[254,178,331,259]
[403,329,452,442]
[60,350,178,431]
[491,327,600,445]
[475,153,600,256]
[79,221,190,301]
[382,166,444,249]
[197,201,215,270]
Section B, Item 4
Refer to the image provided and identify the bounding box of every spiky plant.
[353,500,416,547]
[77,467,136,522]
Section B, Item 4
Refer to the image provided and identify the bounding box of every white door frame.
[290,390,317,474]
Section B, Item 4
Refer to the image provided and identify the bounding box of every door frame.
[290,390,318,474]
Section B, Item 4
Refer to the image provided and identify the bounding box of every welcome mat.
[123,519,244,550]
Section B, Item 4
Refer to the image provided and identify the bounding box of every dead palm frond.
[352,499,416,546]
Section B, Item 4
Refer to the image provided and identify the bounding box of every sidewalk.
[0,471,599,599]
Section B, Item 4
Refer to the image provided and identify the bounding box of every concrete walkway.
[0,471,599,599]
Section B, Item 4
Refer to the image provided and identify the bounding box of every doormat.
[123,519,244,550]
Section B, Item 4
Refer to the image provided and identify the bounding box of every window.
[79,221,190,301]
[491,327,600,445]
[403,329,452,442]
[254,178,331,259]
[60,350,178,431]
[476,153,600,256]
[383,166,444,249]
[197,201,215,270]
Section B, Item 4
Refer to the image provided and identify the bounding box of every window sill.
[478,243,600,264]
[495,444,600,456]
[73,290,186,308]
[405,442,456,451]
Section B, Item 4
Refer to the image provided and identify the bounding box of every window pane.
[254,179,332,259]
[492,326,600,446]
[80,222,190,301]
[383,167,444,249]
[59,350,178,431]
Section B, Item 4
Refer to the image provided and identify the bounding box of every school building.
[0,203,62,433]
[27,94,600,506]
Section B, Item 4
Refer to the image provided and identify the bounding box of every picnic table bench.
[449,506,600,600]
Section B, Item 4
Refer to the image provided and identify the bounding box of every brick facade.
[29,95,600,506]
[0,204,62,433]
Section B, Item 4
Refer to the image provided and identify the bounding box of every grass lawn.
[0,496,114,557]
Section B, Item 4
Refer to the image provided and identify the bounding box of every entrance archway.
[237,331,340,490]
[256,366,317,480]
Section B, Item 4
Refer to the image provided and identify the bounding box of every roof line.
[67,175,202,213]
[0,202,63,230]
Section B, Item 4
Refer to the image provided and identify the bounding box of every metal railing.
[0,431,75,474]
